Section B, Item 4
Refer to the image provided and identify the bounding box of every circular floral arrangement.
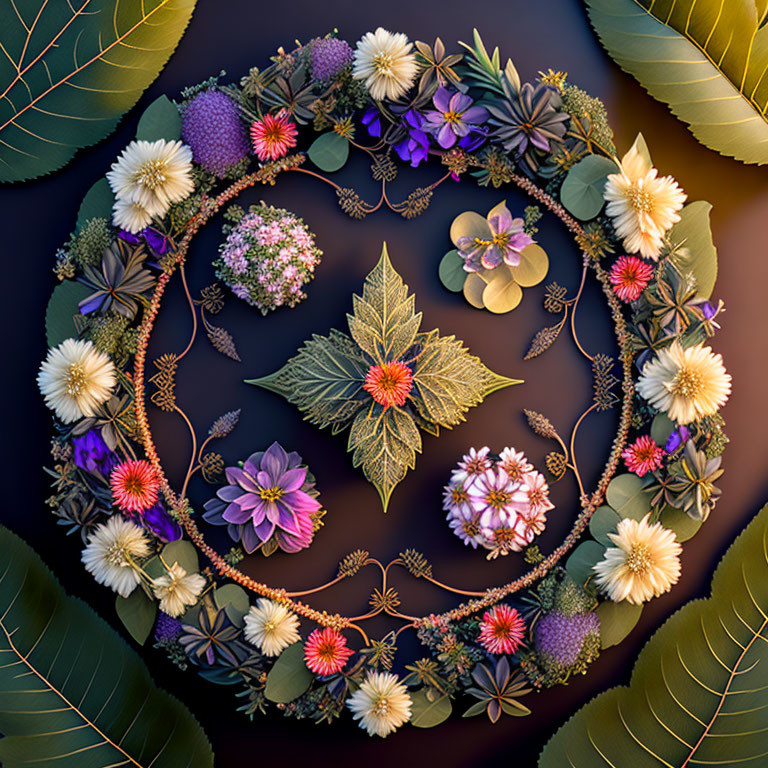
[40,27,731,736]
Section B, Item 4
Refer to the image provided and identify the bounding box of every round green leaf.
[264,642,313,703]
[410,689,452,728]
[605,473,652,520]
[45,281,92,347]
[463,272,487,309]
[651,413,675,446]
[659,504,703,542]
[510,244,549,287]
[115,589,157,646]
[566,541,606,587]
[450,211,491,248]
[482,266,523,313]
[136,95,182,141]
[559,154,618,220]
[595,599,643,649]
[307,132,349,172]
[76,178,114,231]
[213,584,250,627]
[438,250,467,292]
[589,505,621,547]
[668,201,718,299]
[161,540,199,575]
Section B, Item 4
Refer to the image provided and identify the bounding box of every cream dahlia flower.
[38,338,116,424]
[352,28,419,101]
[81,516,150,598]
[603,144,686,260]
[112,198,153,234]
[107,139,194,221]
[637,341,731,425]
[593,515,682,605]
[347,671,412,737]
[243,598,300,657]
[152,562,206,618]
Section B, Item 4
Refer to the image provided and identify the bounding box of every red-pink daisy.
[362,361,413,409]
[478,604,526,655]
[250,109,298,162]
[621,435,665,477]
[110,459,160,513]
[609,255,654,302]
[304,627,354,675]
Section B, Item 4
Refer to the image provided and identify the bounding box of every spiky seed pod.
[400,549,432,578]
[337,549,370,577]
[524,409,560,441]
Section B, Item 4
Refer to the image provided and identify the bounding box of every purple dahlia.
[310,37,354,80]
[181,89,250,177]
[534,610,599,667]
[203,442,320,554]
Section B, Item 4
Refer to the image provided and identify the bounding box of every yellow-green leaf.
[482,266,523,313]
[510,244,549,287]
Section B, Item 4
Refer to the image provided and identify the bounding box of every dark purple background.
[2,0,768,765]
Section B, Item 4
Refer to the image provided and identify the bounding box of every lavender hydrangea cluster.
[534,611,600,667]
[214,204,323,314]
[180,89,250,177]
[443,446,554,558]
[310,37,354,81]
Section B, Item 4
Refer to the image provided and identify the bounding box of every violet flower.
[362,106,382,138]
[119,227,170,255]
[422,87,489,149]
[457,202,534,271]
[393,109,430,167]
[72,428,119,477]
[141,501,182,542]
[665,426,691,453]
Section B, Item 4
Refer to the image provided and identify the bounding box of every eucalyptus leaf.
[481,266,523,313]
[0,524,213,767]
[588,505,621,547]
[0,0,197,182]
[559,154,618,220]
[509,244,549,287]
[438,249,467,292]
[410,689,453,728]
[264,642,313,703]
[307,132,349,172]
[136,94,182,141]
[565,540,606,587]
[162,540,199,575]
[463,272,487,308]
[76,179,114,230]
[44,281,91,347]
[585,0,768,165]
[669,201,718,299]
[540,504,768,767]
[213,584,250,628]
[659,504,703,542]
[605,473,652,520]
[594,599,643,649]
[115,588,157,646]
[650,412,675,447]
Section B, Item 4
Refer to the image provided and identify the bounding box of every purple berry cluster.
[310,37,354,81]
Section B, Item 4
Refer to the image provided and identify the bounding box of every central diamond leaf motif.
[246,243,522,512]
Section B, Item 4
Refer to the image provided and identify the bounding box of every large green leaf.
[264,642,313,704]
[0,524,213,767]
[245,329,369,433]
[347,243,422,364]
[348,403,422,512]
[669,201,718,299]
[539,504,768,767]
[44,280,91,347]
[0,0,197,182]
[585,0,768,165]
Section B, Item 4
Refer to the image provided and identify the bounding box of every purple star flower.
[422,87,489,150]
[393,109,430,167]
[204,442,320,554]
[457,202,534,271]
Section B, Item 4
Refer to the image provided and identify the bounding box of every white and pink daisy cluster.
[215,203,323,315]
[443,446,554,558]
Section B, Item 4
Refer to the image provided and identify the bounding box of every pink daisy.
[609,255,654,302]
[478,605,526,655]
[622,435,665,476]
[304,628,354,675]
[250,109,298,162]
[110,459,160,513]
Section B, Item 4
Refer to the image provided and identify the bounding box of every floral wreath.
[40,28,731,736]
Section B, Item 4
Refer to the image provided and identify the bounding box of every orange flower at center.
[362,361,413,408]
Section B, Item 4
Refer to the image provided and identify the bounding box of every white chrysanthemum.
[81,516,150,598]
[347,671,412,738]
[152,562,206,618]
[603,144,686,260]
[352,28,419,101]
[636,341,731,425]
[38,339,116,424]
[107,139,194,220]
[112,198,153,234]
[243,598,300,656]
[593,515,682,605]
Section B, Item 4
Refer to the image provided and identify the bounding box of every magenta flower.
[423,87,489,149]
[457,202,533,271]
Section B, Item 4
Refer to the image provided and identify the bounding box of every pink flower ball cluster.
[215,204,322,314]
[443,446,554,557]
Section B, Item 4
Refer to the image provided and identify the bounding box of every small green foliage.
[68,218,113,268]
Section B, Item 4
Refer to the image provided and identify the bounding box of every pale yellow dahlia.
[81,516,150,598]
[38,339,116,423]
[603,144,686,260]
[352,28,419,101]
[636,341,731,425]
[593,515,682,605]
[347,671,412,737]
[152,562,206,618]
[107,139,194,223]
[243,598,300,656]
